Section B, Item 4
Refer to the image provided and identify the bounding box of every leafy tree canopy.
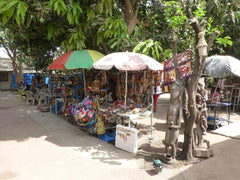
[0,0,239,70]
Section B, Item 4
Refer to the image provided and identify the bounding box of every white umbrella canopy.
[92,52,163,71]
[203,55,240,77]
[93,52,162,137]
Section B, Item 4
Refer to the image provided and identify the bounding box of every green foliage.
[66,2,83,25]
[68,27,86,50]
[0,0,240,71]
[0,0,28,25]
[164,1,188,29]
[216,36,232,47]
[97,17,129,51]
[97,0,113,16]
[49,0,67,15]
[192,1,206,21]
[236,11,240,23]
[163,49,173,60]
[133,39,163,61]
[204,1,239,57]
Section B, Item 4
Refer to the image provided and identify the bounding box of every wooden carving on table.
[164,79,184,161]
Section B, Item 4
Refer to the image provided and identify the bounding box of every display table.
[99,105,152,127]
[207,102,231,130]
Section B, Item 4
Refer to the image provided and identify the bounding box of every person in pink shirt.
[210,88,221,102]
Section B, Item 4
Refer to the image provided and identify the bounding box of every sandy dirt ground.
[1,91,240,180]
[133,93,240,174]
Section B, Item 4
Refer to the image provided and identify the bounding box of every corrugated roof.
[0,48,10,59]
[0,58,12,71]
[0,57,36,73]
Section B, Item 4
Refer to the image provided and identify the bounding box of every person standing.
[153,71,163,112]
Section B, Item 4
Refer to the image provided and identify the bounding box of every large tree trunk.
[12,58,20,85]
[182,81,198,159]
[18,64,24,82]
[127,18,138,35]
[124,0,140,35]
[11,53,24,85]
[181,18,220,160]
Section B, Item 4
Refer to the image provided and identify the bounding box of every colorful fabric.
[48,50,104,70]
[164,49,192,85]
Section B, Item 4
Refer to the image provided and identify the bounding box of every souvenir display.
[49,70,85,115]
[48,66,161,148]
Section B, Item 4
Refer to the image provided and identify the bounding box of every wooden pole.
[83,69,86,97]
[125,71,128,108]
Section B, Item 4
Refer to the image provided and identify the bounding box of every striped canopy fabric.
[49,50,104,70]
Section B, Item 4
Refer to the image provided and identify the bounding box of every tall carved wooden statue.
[164,79,184,160]
[193,83,213,158]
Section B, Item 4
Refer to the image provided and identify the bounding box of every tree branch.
[190,18,203,88]
[101,42,110,54]
[191,18,201,37]
[134,0,143,18]
[136,20,149,26]
[125,0,133,15]
[207,30,220,52]
[136,12,154,27]
[131,0,137,7]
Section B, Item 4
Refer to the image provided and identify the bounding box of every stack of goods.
[116,70,153,107]
[70,95,106,135]
[70,96,98,131]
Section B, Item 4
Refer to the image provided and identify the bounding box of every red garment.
[211,92,221,102]
[153,94,160,111]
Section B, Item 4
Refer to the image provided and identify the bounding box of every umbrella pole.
[125,71,127,108]
[150,70,154,139]
[83,69,86,97]
[149,94,154,139]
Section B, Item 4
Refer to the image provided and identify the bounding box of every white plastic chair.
[37,92,47,105]
[25,91,36,105]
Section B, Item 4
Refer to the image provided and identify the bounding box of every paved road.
[0,91,240,180]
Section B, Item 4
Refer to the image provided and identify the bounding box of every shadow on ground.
[168,137,240,180]
[0,92,138,167]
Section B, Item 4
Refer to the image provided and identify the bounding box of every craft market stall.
[47,51,165,153]
[48,50,104,115]
[89,52,164,152]
[202,55,240,129]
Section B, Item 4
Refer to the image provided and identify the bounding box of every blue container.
[207,116,215,121]
[99,130,116,142]
[45,76,49,85]
[52,102,63,114]
[10,73,16,88]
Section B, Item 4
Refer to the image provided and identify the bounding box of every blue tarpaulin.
[10,73,16,88]
[24,74,35,85]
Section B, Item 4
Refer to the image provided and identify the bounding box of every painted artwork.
[164,49,193,85]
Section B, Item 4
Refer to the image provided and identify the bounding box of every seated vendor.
[209,88,221,102]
